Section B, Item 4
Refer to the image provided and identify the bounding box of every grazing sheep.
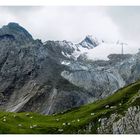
[33,124,37,128]
[98,118,101,122]
[3,118,6,122]
[56,119,59,121]
[58,129,63,132]
[91,113,95,116]
[62,123,66,126]
[77,119,80,122]
[110,106,116,109]
[30,125,33,129]
[18,124,22,127]
[105,105,109,108]
[26,113,30,116]
[68,122,71,125]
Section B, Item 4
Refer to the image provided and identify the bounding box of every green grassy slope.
[1,81,140,134]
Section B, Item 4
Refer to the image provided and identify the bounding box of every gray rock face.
[98,106,140,134]
[61,53,140,100]
[61,68,125,99]
[44,40,77,61]
[0,23,92,114]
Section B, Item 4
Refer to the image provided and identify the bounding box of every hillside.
[0,80,140,134]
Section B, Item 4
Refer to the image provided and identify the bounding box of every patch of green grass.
[1,81,140,134]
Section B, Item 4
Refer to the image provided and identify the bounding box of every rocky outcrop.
[97,106,140,134]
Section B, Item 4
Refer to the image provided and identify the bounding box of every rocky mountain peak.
[0,22,33,44]
[79,35,99,49]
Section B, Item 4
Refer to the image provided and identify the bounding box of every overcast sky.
[0,6,140,46]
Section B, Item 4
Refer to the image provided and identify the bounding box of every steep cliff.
[0,23,91,114]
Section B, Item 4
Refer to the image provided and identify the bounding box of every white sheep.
[58,129,63,132]
[110,106,116,109]
[91,113,95,116]
[33,124,37,128]
[62,123,66,126]
[105,105,109,108]
[3,118,6,122]
[26,113,30,116]
[18,124,22,127]
[30,125,33,129]
[98,118,101,122]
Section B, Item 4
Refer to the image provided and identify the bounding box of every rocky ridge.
[0,22,140,115]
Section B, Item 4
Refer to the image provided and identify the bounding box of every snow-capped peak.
[75,41,139,61]
[79,35,99,49]
[44,35,140,62]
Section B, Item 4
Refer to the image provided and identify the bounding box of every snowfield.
[72,42,140,60]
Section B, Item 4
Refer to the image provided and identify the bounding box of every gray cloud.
[0,6,139,46]
[107,6,140,44]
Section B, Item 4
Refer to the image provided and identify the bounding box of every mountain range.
[0,22,140,134]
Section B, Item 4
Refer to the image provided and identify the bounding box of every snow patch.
[72,42,140,61]
[61,51,71,58]
[61,61,70,65]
